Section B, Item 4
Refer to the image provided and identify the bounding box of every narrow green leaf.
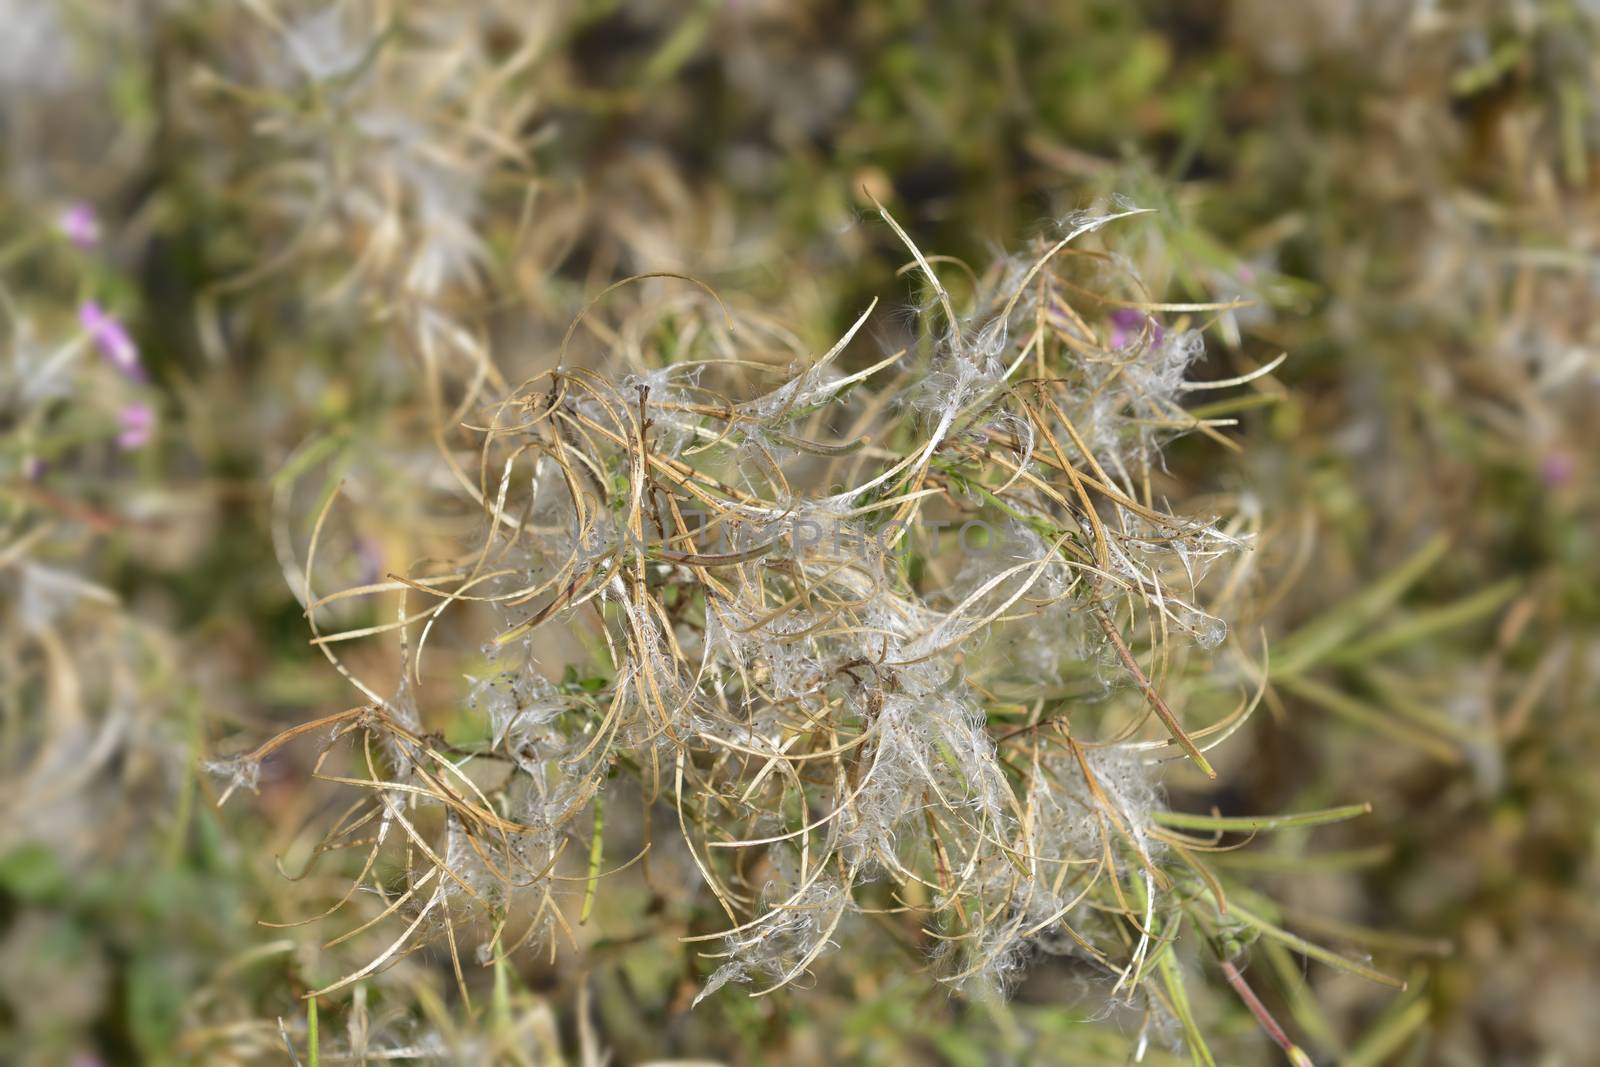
[1327,579,1519,666]
[1279,675,1463,764]
[1154,803,1371,834]
[1345,980,1431,1067]
[1157,945,1217,1067]
[580,794,604,925]
[1208,845,1392,874]
[307,996,319,1067]
[1274,534,1449,677]
[1262,939,1342,1058]
[1229,901,1405,989]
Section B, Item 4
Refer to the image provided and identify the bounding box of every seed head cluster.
[237,202,1269,1015]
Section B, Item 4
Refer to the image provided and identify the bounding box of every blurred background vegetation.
[2,1,1597,1064]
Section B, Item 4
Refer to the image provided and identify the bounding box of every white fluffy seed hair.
[242,192,1267,1008]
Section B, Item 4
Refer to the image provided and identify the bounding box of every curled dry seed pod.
[258,205,1302,1024]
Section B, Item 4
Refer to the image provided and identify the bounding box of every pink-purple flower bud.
[117,402,155,450]
[79,300,143,378]
[58,203,101,248]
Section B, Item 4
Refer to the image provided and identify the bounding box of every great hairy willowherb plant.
[220,202,1392,1063]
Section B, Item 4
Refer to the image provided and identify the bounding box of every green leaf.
[0,844,68,902]
[128,954,183,1056]
[1153,803,1372,834]
[1228,901,1405,989]
[1274,534,1449,678]
[1326,579,1520,667]
[1279,675,1463,764]
[1156,945,1217,1067]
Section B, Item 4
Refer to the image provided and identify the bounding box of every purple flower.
[58,203,101,248]
[117,402,155,450]
[79,300,142,378]
[1109,307,1165,349]
[1539,449,1575,489]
